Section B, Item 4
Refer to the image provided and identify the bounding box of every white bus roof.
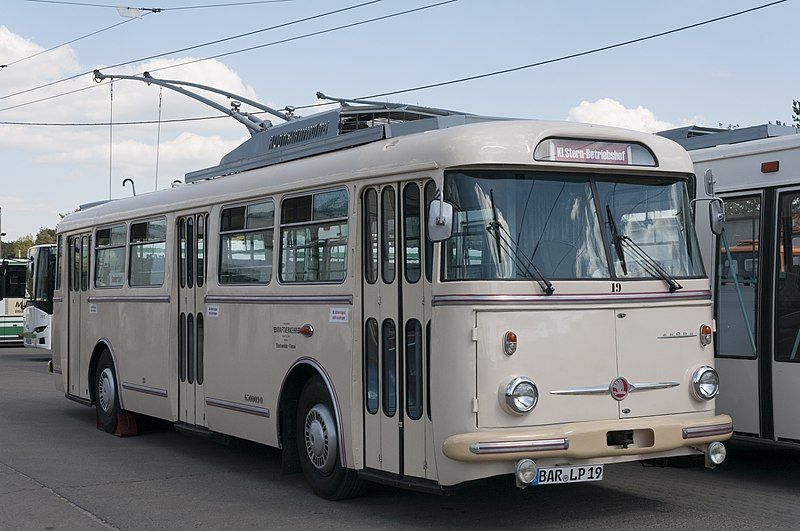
[58,119,692,234]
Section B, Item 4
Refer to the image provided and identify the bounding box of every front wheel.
[95,351,120,433]
[296,376,364,500]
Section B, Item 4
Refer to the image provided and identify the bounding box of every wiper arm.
[486,191,554,295]
[619,236,683,293]
[606,205,628,275]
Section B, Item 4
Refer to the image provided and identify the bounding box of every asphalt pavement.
[1,346,799,530]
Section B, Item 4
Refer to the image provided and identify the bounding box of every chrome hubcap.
[304,404,337,474]
[98,368,115,414]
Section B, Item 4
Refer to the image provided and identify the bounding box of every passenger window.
[94,224,126,288]
[403,183,421,283]
[220,200,274,284]
[424,181,435,283]
[382,319,397,417]
[179,312,186,383]
[80,236,90,291]
[179,219,186,289]
[196,313,204,385]
[775,192,800,362]
[405,319,423,420]
[55,235,62,291]
[716,195,760,359]
[364,318,379,414]
[197,215,205,288]
[280,189,348,283]
[364,188,378,284]
[426,320,432,420]
[381,187,396,284]
[70,237,80,292]
[129,219,167,287]
[187,217,194,289]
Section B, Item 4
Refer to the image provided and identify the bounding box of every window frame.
[93,223,128,289]
[218,198,276,286]
[128,216,168,288]
[278,187,350,285]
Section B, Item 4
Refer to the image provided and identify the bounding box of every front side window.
[55,236,62,291]
[129,219,166,287]
[280,189,349,283]
[597,179,704,278]
[220,201,274,284]
[95,224,126,288]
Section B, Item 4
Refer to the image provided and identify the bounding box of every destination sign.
[534,138,656,166]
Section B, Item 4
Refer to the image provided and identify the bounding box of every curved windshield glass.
[443,171,609,280]
[442,170,704,281]
[596,178,704,278]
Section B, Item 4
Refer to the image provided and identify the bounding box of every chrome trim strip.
[432,290,711,307]
[205,294,353,305]
[52,296,63,303]
[87,295,170,303]
[121,382,168,398]
[657,334,698,340]
[469,438,570,454]
[551,381,679,396]
[682,422,734,439]
[205,397,270,418]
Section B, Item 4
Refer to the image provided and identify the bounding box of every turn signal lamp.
[504,331,518,355]
[700,324,713,346]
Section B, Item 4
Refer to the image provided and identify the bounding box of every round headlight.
[691,366,719,400]
[708,441,726,465]
[504,377,538,414]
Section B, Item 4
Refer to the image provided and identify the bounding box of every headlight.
[691,366,719,400]
[503,377,538,414]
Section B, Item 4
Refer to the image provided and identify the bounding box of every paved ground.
[1,346,799,530]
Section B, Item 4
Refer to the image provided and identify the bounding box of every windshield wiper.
[605,205,683,293]
[487,190,555,295]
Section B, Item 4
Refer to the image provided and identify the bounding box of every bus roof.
[58,119,692,234]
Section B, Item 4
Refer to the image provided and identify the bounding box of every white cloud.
[567,98,676,133]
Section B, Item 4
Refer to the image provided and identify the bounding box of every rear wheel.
[95,351,119,433]
[296,376,364,500]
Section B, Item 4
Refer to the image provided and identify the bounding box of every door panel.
[67,235,83,397]
[773,190,800,441]
[715,193,762,435]
[177,213,208,427]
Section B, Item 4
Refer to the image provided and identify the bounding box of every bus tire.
[296,376,364,500]
[95,351,120,433]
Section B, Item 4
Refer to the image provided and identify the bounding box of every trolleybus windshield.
[442,170,704,281]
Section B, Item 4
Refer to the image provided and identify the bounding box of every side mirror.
[427,195,453,242]
[710,198,726,236]
[704,168,715,197]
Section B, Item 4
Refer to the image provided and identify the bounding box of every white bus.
[24,244,57,350]
[1,258,27,345]
[692,132,800,446]
[52,100,732,498]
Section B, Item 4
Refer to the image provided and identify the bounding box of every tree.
[793,99,800,128]
[34,227,56,245]
[1,235,34,259]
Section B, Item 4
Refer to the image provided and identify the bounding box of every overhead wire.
[0,0,788,123]
[21,0,294,10]
[0,0,383,102]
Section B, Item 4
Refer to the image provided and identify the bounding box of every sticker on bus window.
[89,303,98,314]
[329,307,349,323]
[207,304,220,318]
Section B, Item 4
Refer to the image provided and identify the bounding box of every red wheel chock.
[96,411,139,437]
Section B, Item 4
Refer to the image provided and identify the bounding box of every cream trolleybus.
[51,83,732,498]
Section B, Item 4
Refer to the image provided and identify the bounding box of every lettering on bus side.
[273,324,298,350]
[244,394,264,404]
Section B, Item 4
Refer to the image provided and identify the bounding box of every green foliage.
[1,227,56,258]
[793,99,800,127]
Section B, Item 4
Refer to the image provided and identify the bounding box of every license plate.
[531,464,604,486]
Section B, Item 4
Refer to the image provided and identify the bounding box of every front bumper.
[442,414,732,462]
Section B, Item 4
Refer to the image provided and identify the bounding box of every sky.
[0,0,797,240]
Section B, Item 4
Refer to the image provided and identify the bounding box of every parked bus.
[692,132,800,446]
[52,95,732,498]
[1,258,27,345]
[24,244,57,349]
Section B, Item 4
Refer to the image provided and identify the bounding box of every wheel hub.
[304,404,337,474]
[98,368,115,414]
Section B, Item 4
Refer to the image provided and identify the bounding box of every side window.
[405,319,423,420]
[197,215,205,288]
[129,219,167,287]
[80,236,90,291]
[716,195,760,359]
[403,183,421,283]
[187,217,194,289]
[219,200,274,284]
[381,318,397,417]
[280,189,349,283]
[424,181,435,283]
[94,224,126,288]
[775,192,800,362]
[179,219,186,289]
[55,235,62,291]
[70,237,80,292]
[363,188,378,284]
[364,318,379,414]
[381,187,396,284]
